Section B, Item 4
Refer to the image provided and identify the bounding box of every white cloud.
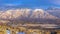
[5,4,16,6]
[49,0,60,5]
[4,4,20,6]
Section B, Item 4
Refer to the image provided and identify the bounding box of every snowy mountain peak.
[0,8,59,19]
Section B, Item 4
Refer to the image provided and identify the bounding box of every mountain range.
[0,7,60,24]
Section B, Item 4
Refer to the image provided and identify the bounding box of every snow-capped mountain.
[46,7,60,18]
[0,8,58,20]
[0,8,60,24]
[30,9,58,19]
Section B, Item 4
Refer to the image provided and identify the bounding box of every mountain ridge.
[0,8,60,24]
[0,9,58,19]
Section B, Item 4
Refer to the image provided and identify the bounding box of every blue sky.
[0,0,60,9]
